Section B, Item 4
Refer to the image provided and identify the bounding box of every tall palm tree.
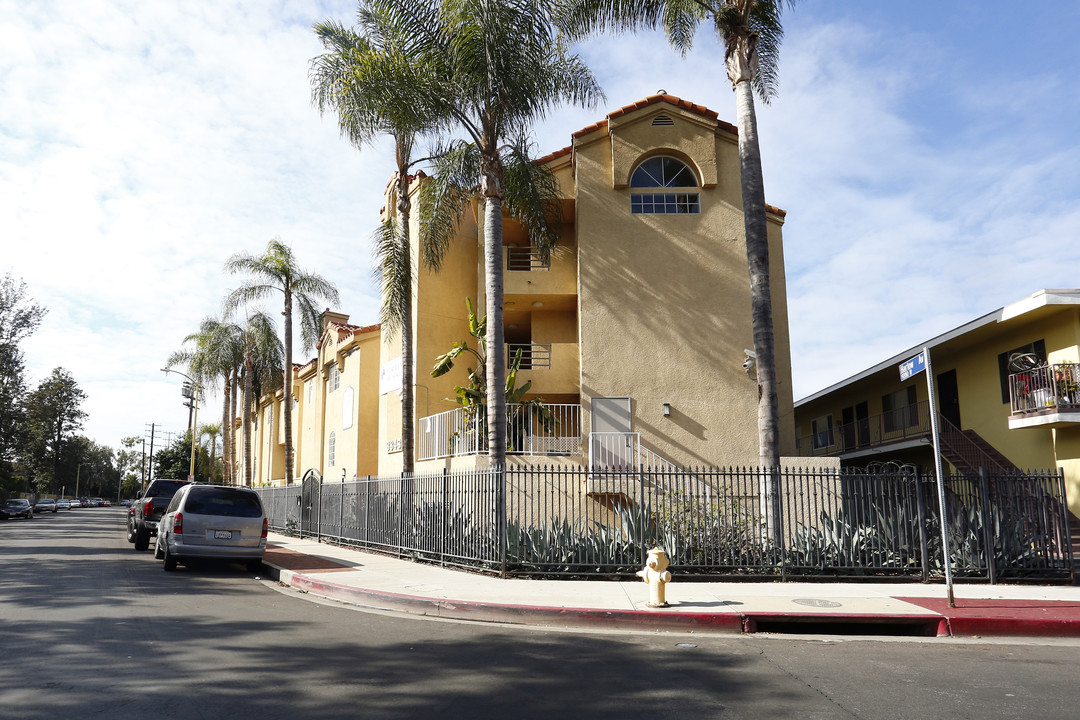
[310,6,443,475]
[371,0,603,472]
[199,422,222,482]
[235,311,284,486]
[166,316,244,486]
[224,239,339,485]
[559,0,793,531]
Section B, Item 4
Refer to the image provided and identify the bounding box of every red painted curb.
[945,616,1080,637]
[266,564,1080,638]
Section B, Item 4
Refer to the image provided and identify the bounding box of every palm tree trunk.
[221,371,232,485]
[397,173,415,475]
[481,186,507,471]
[210,436,218,483]
[230,371,239,485]
[243,358,253,487]
[283,288,294,485]
[734,74,783,548]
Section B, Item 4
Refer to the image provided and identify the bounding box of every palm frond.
[419,140,478,270]
[501,137,563,259]
[372,217,411,333]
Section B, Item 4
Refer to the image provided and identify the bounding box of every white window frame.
[342,386,354,430]
[629,155,700,214]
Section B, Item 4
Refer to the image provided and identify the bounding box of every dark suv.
[126,479,191,551]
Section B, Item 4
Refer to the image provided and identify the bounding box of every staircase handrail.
[935,413,1011,474]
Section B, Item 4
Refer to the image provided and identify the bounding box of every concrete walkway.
[259,532,1080,638]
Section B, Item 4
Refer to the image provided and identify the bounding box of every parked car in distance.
[78,498,89,508]
[34,498,58,513]
[56,499,71,510]
[155,485,267,572]
[102,499,111,507]
[1,498,34,520]
[121,499,131,507]
[89,498,103,507]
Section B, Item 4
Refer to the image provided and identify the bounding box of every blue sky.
[2,1,1079,449]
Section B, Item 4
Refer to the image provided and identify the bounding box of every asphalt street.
[1,509,1078,719]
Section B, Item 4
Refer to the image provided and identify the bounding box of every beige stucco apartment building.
[241,93,796,484]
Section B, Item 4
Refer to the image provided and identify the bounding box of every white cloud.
[3,1,1079,448]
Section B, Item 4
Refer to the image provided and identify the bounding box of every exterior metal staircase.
[936,417,1019,477]
[937,416,1078,569]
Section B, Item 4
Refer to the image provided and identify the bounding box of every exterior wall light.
[662,403,671,417]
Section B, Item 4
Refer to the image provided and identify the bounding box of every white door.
[590,397,635,468]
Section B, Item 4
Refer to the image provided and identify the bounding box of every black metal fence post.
[498,465,507,577]
[915,469,930,581]
[977,468,997,584]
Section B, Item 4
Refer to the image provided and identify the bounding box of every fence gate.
[300,468,322,538]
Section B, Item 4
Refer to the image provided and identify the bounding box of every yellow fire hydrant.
[636,547,672,608]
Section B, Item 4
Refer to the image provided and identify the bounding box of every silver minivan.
[155,485,267,572]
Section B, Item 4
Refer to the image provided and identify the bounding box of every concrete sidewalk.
[259,532,1080,638]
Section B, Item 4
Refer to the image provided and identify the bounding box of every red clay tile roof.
[569,93,739,140]
[534,145,572,165]
[609,93,719,122]
[571,118,608,139]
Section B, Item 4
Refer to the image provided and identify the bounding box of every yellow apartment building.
[247,314,381,485]
[793,288,1080,520]
[243,93,797,483]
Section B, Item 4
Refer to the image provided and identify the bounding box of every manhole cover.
[792,598,843,608]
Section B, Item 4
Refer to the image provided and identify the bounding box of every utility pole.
[145,423,157,489]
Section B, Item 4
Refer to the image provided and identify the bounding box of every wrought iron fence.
[255,465,1074,581]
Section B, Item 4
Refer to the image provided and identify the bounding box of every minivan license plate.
[214,530,233,540]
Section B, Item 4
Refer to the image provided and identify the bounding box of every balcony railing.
[1009,363,1080,416]
[506,343,551,369]
[417,403,582,461]
[506,246,550,271]
[797,400,932,457]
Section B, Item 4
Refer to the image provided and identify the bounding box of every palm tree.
[166,316,244,486]
[224,239,339,485]
[370,0,603,472]
[310,6,443,475]
[235,311,284,486]
[199,422,222,482]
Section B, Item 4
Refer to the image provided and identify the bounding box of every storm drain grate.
[746,616,941,637]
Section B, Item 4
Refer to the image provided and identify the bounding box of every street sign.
[899,352,926,381]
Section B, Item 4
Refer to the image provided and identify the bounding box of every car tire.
[134,526,150,551]
[126,522,136,543]
[27,511,33,519]
[162,542,177,572]
[154,539,164,559]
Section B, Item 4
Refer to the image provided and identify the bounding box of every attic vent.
[651,114,675,126]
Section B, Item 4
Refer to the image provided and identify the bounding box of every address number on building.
[386,438,402,453]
